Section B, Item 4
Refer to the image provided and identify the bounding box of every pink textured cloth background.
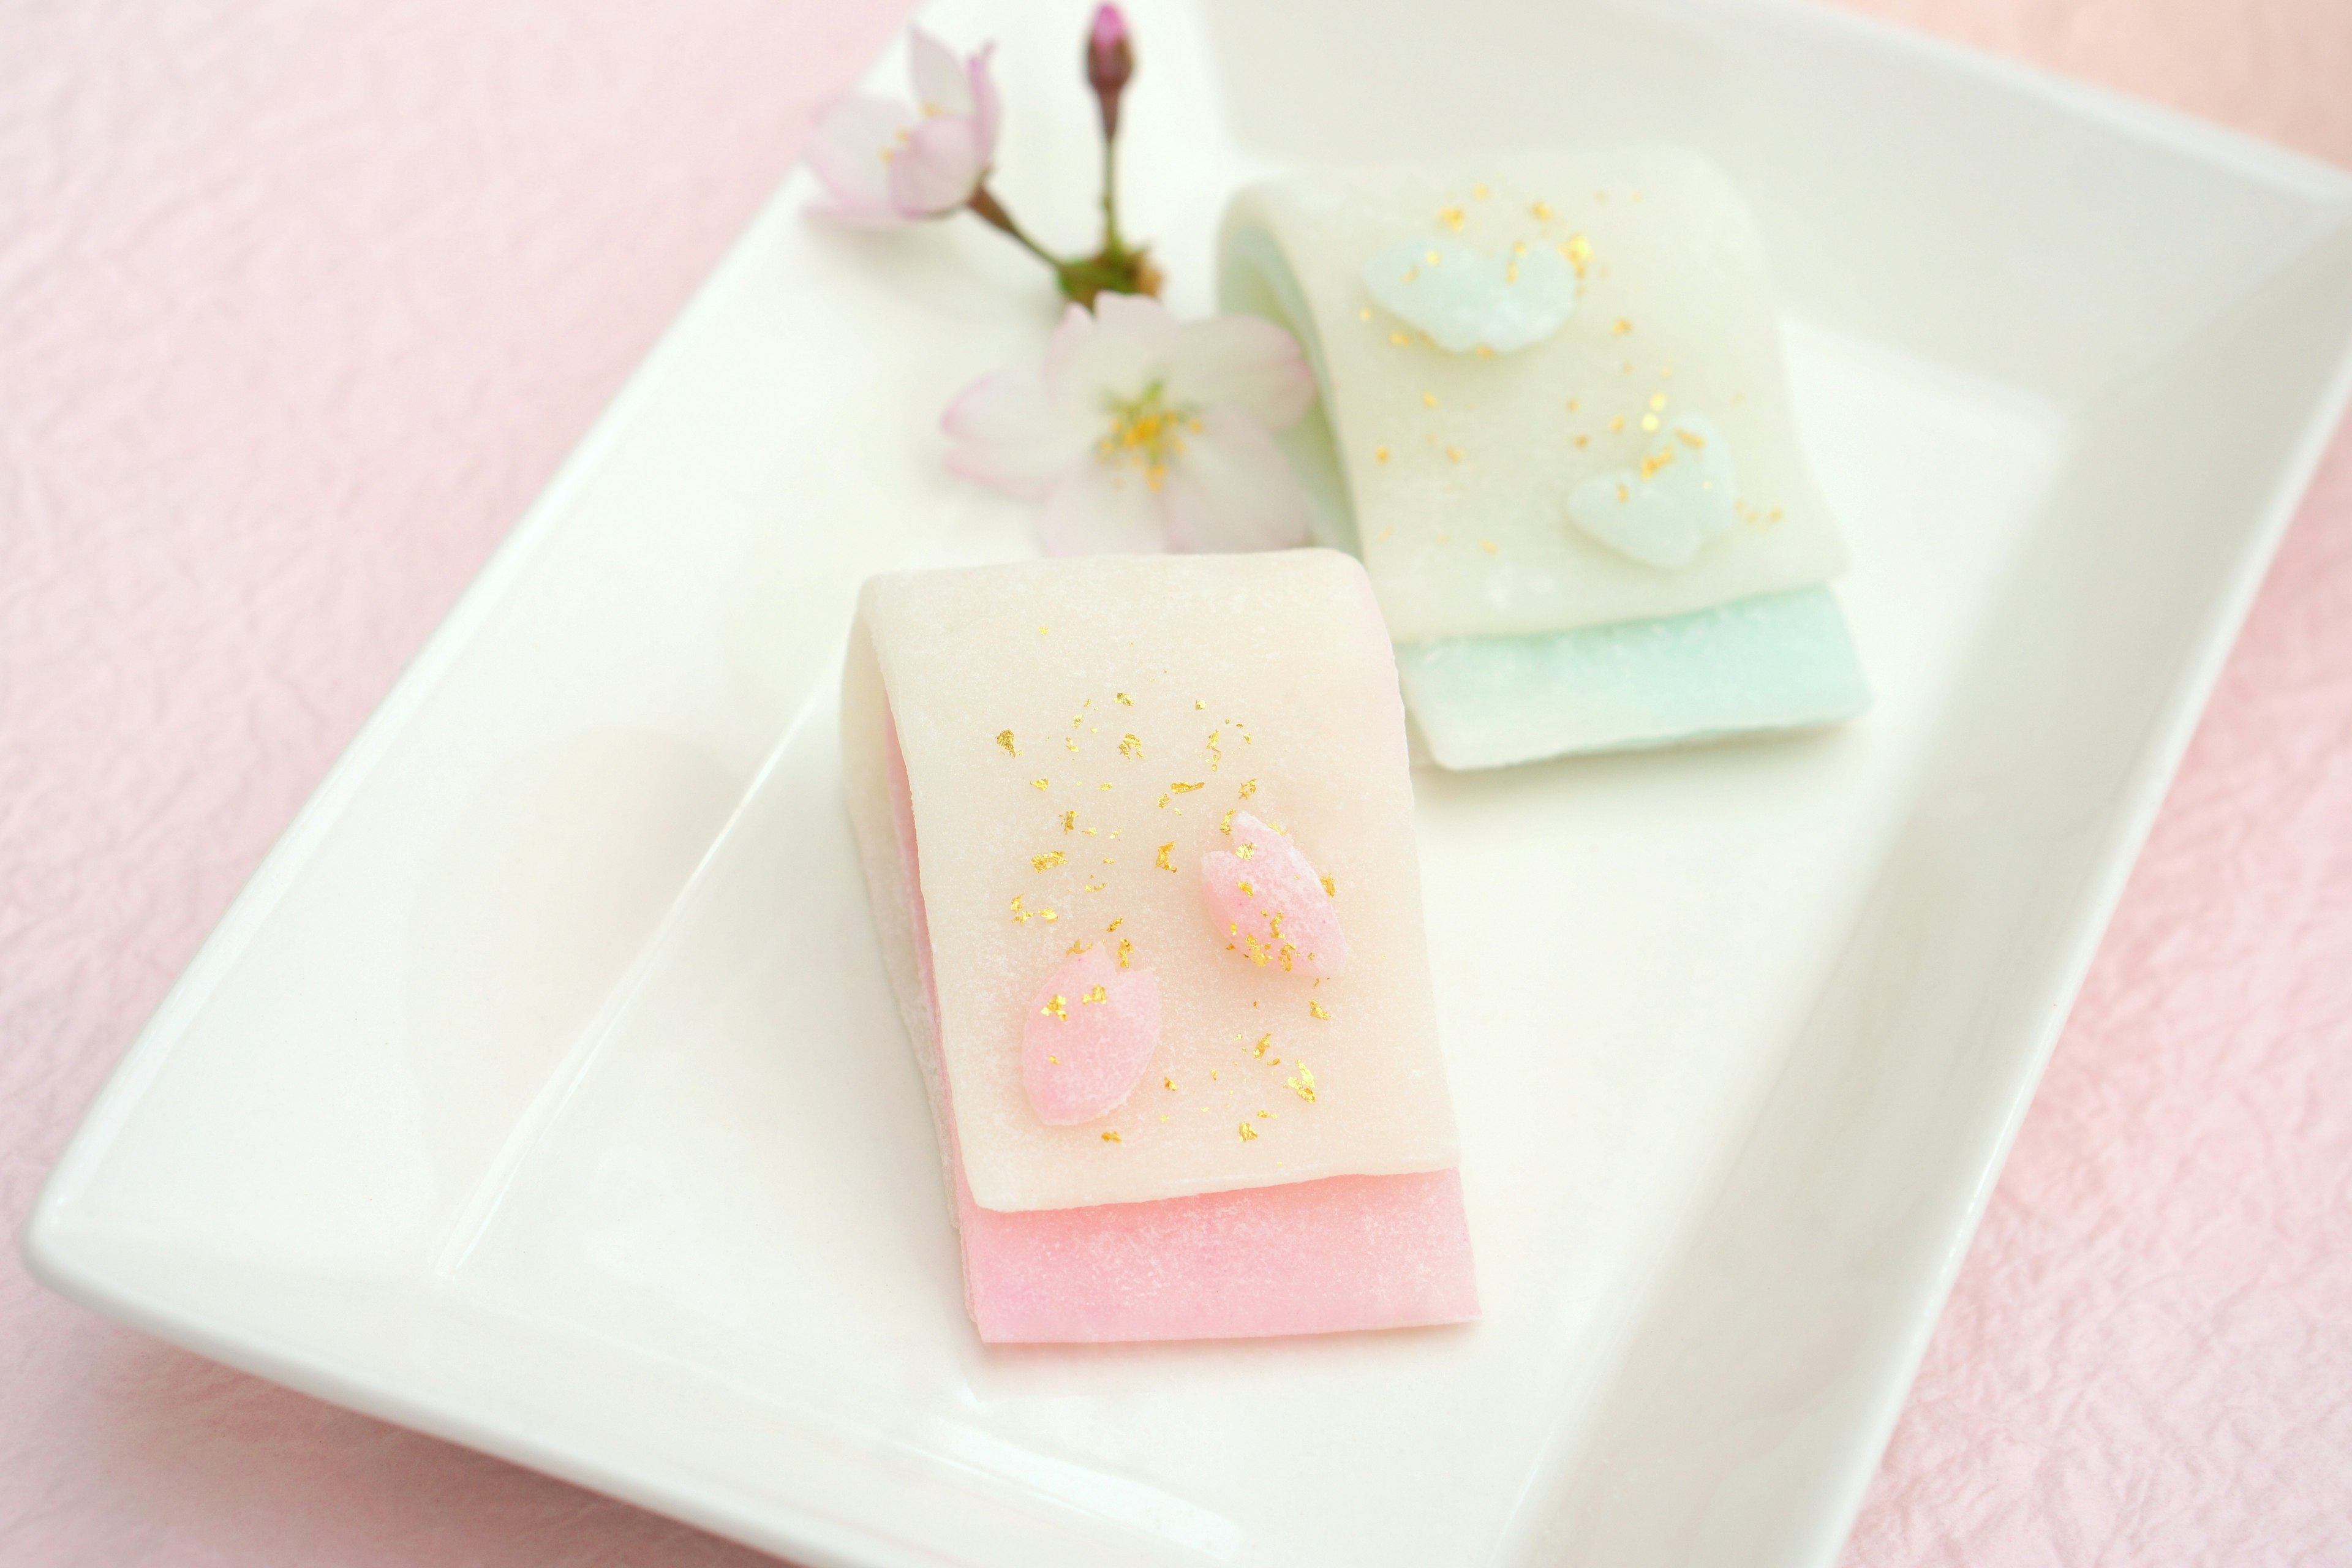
[1,1,2346,1564]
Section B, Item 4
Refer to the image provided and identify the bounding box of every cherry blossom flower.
[943,294,1317,555]
[805,28,1000,225]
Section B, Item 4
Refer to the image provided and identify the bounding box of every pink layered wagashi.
[842,550,1477,1343]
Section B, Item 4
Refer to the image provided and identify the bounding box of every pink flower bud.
[1085,5,1134,140]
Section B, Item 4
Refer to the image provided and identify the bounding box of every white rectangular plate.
[27,1,2352,1564]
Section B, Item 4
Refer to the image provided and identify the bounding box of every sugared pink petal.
[1022,944,1160,1125]
[1199,812,1348,978]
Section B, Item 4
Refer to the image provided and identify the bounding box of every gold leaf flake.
[1101,1129,1122,1143]
[1239,778,1258,799]
[1117,937,1134,968]
[1235,843,1256,861]
[1040,908,1058,922]
[1155,842,1175,872]
[1169,781,1203,794]
[1106,916,1123,931]
[1219,809,1235,835]
[1060,809,1076,832]
[1031,850,1066,872]
[1116,692,1134,706]
[1080,985,1109,1005]
[1310,1000,1331,1020]
[1030,778,1049,790]
[1287,1063,1318,1102]
[1163,1076,1177,1091]
[1254,1034,1273,1058]
[1613,317,1632,334]
[1321,873,1336,897]
[1237,1123,1258,1142]
[1009,895,1029,925]
[1238,881,1256,897]
[1194,699,1207,709]
[1041,995,1067,1020]
[1120,733,1143,759]
[996,730,1019,756]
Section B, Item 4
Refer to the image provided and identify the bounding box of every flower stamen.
[1096,383,1196,491]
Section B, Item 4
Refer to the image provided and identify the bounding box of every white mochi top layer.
[843,551,1461,1214]
[1219,147,1847,644]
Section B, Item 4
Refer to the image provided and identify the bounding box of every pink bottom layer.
[952,1159,1478,1343]
[886,705,1479,1344]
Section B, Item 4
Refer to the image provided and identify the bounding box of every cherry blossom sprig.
[942,294,1315,554]
[805,7,1158,306]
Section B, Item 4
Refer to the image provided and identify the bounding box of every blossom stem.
[966,184,1068,275]
[1100,130,1125,259]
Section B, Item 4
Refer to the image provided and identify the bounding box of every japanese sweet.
[1218,147,1869,766]
[842,549,1477,1343]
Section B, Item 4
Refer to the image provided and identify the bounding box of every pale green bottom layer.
[1395,587,1871,770]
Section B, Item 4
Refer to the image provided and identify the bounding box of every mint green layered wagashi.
[1218,148,1868,769]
